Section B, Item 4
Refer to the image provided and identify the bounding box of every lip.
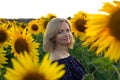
[63,38,70,41]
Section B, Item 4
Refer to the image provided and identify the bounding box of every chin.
[64,42,70,45]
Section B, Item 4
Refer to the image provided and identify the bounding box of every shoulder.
[56,56,86,80]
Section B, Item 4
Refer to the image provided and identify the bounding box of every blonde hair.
[43,18,75,53]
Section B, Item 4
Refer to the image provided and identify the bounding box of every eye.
[58,31,62,34]
[66,29,70,32]
[58,31,63,34]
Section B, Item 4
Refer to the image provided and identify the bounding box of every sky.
[0,0,112,19]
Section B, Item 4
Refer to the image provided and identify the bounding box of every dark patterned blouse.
[52,56,86,80]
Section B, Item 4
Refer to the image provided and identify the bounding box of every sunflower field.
[0,1,120,80]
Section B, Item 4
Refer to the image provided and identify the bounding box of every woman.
[43,18,86,80]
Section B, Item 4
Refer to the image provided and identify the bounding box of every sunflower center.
[23,72,46,80]
[0,30,7,43]
[32,24,38,31]
[75,19,86,32]
[0,19,6,23]
[14,38,29,53]
[109,9,120,40]
[43,20,49,29]
[21,24,26,29]
[49,16,56,19]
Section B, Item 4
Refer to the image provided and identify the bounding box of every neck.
[55,45,68,52]
[50,45,70,61]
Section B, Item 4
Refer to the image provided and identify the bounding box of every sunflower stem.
[112,64,120,80]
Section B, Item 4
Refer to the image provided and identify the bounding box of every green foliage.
[32,33,46,62]
[0,33,120,80]
[70,36,120,80]
[32,34,120,80]
[0,68,6,80]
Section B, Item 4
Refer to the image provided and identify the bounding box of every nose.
[64,31,69,37]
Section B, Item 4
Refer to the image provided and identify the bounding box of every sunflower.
[18,22,27,29]
[8,21,25,33]
[38,17,48,34]
[0,18,7,24]
[10,27,40,61]
[83,1,120,62]
[0,48,7,68]
[13,21,27,33]
[46,13,56,20]
[70,11,88,39]
[27,20,42,35]
[0,23,10,48]
[4,52,65,80]
[39,13,57,34]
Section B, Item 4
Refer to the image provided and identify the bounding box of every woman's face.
[54,21,72,46]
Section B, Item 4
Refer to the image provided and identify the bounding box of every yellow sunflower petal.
[0,23,10,48]
[0,48,7,68]
[10,27,39,61]
[83,1,120,62]
[4,52,65,80]
[70,11,88,39]
[27,19,42,35]
[38,13,57,34]
[99,2,118,14]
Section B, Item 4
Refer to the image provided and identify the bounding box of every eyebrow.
[59,30,64,32]
[59,28,70,31]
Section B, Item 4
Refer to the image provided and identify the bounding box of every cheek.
[56,34,62,39]
[54,35,61,42]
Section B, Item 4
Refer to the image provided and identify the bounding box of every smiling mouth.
[63,38,70,40]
